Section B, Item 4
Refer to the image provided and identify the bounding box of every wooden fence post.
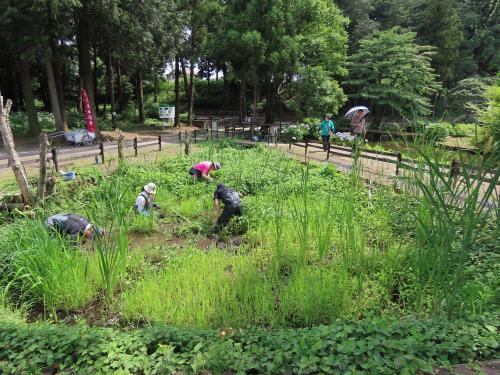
[118,135,124,161]
[450,158,460,179]
[158,135,162,151]
[395,152,402,176]
[37,132,48,200]
[232,124,235,138]
[99,141,105,163]
[178,132,181,143]
[51,148,59,172]
[133,137,138,156]
[327,142,331,160]
[194,130,197,143]
[305,139,309,162]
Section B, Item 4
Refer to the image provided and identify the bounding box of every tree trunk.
[78,77,83,112]
[78,10,99,136]
[0,98,34,205]
[11,65,21,111]
[175,56,180,127]
[106,53,116,128]
[153,73,158,103]
[239,78,244,124]
[188,59,195,126]
[242,79,247,121]
[45,47,67,132]
[19,60,40,136]
[93,47,99,116]
[253,80,258,120]
[265,80,275,124]
[222,63,229,108]
[116,62,122,111]
[52,59,68,131]
[136,69,145,123]
[180,58,190,100]
[37,132,48,200]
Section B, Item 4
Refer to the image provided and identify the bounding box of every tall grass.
[87,170,130,304]
[290,165,310,264]
[401,141,499,317]
[9,221,101,315]
[121,249,277,327]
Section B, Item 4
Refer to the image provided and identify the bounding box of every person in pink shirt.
[189,161,221,182]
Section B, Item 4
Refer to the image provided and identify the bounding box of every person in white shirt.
[135,183,159,216]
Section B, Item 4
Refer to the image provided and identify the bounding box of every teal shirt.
[320,120,335,136]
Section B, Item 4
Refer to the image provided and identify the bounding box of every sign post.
[159,104,175,128]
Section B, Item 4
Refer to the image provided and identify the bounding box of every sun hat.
[213,162,221,170]
[144,182,157,195]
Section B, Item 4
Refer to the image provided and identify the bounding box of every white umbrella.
[345,106,369,119]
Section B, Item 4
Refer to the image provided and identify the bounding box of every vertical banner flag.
[81,89,96,134]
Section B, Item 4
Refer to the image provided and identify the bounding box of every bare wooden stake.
[37,132,49,200]
[0,96,34,205]
[118,135,124,161]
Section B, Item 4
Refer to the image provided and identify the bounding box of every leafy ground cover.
[0,140,498,373]
[0,313,498,374]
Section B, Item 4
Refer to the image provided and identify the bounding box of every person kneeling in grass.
[189,161,221,182]
[213,183,243,233]
[135,182,160,216]
[45,213,104,242]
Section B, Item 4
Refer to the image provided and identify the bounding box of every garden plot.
[0,142,497,330]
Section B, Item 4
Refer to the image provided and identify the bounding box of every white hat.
[144,182,157,195]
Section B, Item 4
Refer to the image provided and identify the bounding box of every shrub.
[423,122,452,141]
[0,314,498,374]
[280,123,309,142]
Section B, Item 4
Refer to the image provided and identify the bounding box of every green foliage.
[413,0,463,86]
[280,124,310,142]
[479,79,500,151]
[447,77,495,122]
[286,66,346,118]
[423,122,452,142]
[346,27,441,124]
[0,314,498,373]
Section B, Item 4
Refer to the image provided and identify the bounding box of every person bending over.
[135,182,160,216]
[213,183,243,233]
[45,213,104,242]
[189,161,221,182]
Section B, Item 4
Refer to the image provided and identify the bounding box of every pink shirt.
[193,161,212,174]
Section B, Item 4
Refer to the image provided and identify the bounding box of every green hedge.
[0,314,498,374]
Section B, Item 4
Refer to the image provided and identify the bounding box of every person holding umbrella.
[320,115,335,151]
[345,106,369,140]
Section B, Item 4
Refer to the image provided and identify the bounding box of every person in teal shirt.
[320,115,335,151]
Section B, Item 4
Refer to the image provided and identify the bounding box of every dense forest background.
[0,0,498,135]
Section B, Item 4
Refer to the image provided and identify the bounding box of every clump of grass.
[9,221,101,316]
[121,249,277,327]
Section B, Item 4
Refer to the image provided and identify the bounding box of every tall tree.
[346,27,440,125]
[414,0,463,87]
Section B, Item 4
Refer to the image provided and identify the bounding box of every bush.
[0,314,498,374]
[66,111,86,129]
[423,122,452,141]
[280,123,309,142]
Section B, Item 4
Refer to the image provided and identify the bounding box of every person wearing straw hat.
[189,161,221,182]
[135,182,160,216]
[45,214,104,242]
